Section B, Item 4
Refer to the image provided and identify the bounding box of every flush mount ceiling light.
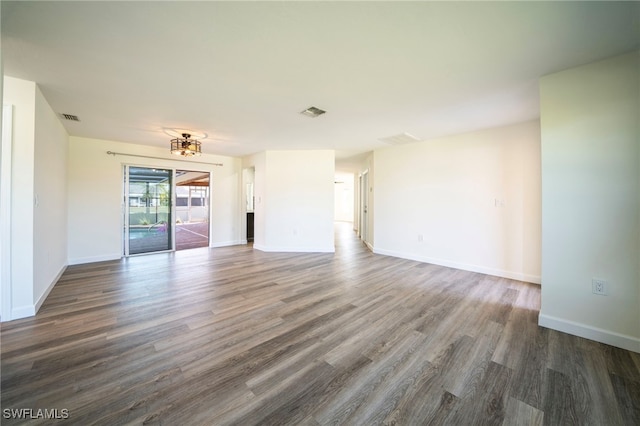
[300,106,326,118]
[170,133,202,157]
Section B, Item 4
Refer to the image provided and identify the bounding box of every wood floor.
[2,222,639,425]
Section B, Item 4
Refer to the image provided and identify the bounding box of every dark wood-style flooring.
[1,222,639,425]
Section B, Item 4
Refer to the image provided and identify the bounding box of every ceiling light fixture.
[170,133,202,157]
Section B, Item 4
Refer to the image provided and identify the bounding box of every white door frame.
[359,170,369,244]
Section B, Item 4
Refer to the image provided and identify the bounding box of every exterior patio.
[127,222,209,254]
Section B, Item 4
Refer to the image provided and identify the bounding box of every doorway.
[243,167,255,244]
[123,166,210,256]
[359,171,369,244]
[175,170,210,251]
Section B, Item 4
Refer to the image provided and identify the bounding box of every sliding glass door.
[175,170,210,250]
[124,166,173,255]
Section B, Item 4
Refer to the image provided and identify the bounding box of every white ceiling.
[2,1,639,165]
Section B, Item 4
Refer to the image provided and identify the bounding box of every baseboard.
[372,247,541,284]
[35,264,67,313]
[11,305,36,320]
[253,244,335,253]
[539,313,640,353]
[4,265,68,322]
[68,253,121,265]
[210,240,245,248]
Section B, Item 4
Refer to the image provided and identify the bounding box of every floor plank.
[1,222,638,425]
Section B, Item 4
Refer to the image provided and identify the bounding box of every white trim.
[11,305,36,320]
[253,244,335,253]
[1,104,13,321]
[123,164,129,256]
[210,240,245,248]
[34,265,66,313]
[68,253,121,265]
[539,313,640,353]
[372,247,541,284]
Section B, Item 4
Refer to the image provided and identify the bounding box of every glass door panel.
[175,170,210,250]
[125,166,173,255]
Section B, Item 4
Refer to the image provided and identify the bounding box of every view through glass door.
[175,170,210,250]
[124,166,173,255]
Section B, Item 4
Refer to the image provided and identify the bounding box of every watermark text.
[3,408,69,420]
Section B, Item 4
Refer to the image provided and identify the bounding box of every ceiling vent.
[300,106,326,118]
[379,132,421,146]
[61,113,80,121]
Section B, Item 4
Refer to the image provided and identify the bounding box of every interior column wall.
[33,85,69,311]
[3,77,36,318]
[2,76,69,320]
[539,51,640,352]
[245,150,335,253]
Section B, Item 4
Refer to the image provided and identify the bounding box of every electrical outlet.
[592,278,607,296]
[417,234,423,242]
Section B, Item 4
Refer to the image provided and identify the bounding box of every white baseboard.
[372,247,541,284]
[68,253,121,265]
[11,305,36,320]
[539,313,640,353]
[210,240,245,248]
[35,264,67,313]
[4,265,68,322]
[253,244,335,253]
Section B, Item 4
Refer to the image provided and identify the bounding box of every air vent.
[61,113,80,121]
[379,132,421,145]
[300,106,326,118]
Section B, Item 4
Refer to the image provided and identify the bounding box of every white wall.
[539,51,640,352]
[2,76,69,320]
[210,155,243,248]
[1,104,11,321]
[0,9,4,320]
[4,77,36,318]
[67,137,241,264]
[33,85,68,310]
[373,121,542,283]
[334,172,354,222]
[246,150,335,252]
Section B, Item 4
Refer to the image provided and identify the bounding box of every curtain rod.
[106,151,223,166]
